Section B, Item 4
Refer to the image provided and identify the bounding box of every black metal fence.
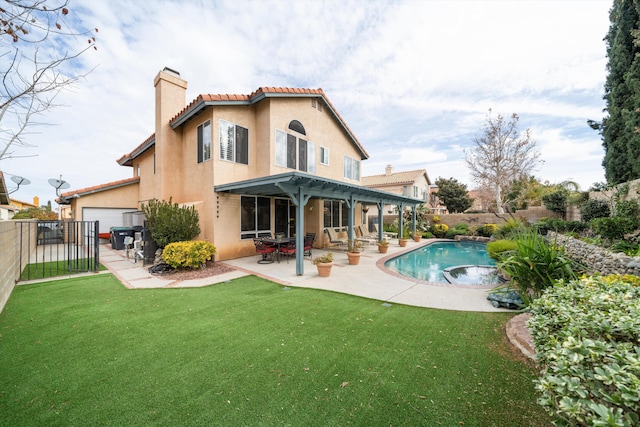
[16,220,100,281]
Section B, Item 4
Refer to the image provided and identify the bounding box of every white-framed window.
[197,120,211,163]
[320,146,329,165]
[219,119,248,164]
[275,129,316,173]
[343,156,360,181]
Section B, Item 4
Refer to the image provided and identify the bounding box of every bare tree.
[465,111,542,213]
[0,0,97,161]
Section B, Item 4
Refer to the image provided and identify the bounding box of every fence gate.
[17,221,100,282]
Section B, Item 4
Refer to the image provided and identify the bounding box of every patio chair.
[254,238,277,264]
[303,233,315,257]
[279,241,296,262]
[324,227,347,249]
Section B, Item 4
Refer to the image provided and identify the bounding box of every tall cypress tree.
[601,0,640,184]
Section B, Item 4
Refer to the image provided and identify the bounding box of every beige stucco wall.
[0,220,35,314]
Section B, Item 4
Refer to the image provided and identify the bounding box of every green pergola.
[214,172,423,275]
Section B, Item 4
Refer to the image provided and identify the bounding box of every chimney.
[33,196,39,207]
[153,68,188,200]
[385,165,394,176]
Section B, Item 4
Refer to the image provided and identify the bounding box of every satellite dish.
[11,175,31,186]
[8,175,31,194]
[48,175,71,196]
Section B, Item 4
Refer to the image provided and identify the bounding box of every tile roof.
[58,176,140,204]
[117,133,155,166]
[362,169,429,188]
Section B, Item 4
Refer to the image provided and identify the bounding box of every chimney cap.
[162,67,180,77]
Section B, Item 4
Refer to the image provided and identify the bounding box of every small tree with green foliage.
[141,198,200,248]
[579,199,611,223]
[434,177,474,213]
[542,188,569,219]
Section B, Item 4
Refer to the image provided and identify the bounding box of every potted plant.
[346,240,364,265]
[377,239,389,254]
[313,252,334,277]
[412,231,422,242]
[398,229,410,247]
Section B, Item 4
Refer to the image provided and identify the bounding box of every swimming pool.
[384,240,498,285]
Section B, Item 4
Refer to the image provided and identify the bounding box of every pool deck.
[99,239,513,313]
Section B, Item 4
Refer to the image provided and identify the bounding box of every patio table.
[262,237,292,263]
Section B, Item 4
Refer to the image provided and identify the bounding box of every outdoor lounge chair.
[324,227,347,249]
[254,238,277,264]
[355,225,377,247]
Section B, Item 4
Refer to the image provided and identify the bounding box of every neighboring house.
[59,68,422,274]
[426,184,448,215]
[1,197,39,221]
[362,165,431,220]
[9,197,38,210]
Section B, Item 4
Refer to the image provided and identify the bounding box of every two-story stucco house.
[361,165,432,219]
[59,68,422,274]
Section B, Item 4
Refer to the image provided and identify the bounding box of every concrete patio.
[99,239,511,313]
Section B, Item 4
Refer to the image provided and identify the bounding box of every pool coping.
[375,239,499,290]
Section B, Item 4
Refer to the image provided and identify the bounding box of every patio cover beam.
[215,172,423,275]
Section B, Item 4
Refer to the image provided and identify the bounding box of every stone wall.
[549,231,640,276]
[0,220,35,313]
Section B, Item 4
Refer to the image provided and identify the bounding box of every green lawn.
[0,274,551,426]
[20,259,105,281]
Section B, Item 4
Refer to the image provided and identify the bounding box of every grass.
[20,259,106,281]
[0,274,551,426]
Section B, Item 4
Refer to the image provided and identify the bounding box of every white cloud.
[3,0,611,205]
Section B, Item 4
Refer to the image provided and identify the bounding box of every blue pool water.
[384,241,498,285]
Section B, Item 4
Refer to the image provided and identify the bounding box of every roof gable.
[362,169,431,188]
[58,177,140,204]
[168,87,369,160]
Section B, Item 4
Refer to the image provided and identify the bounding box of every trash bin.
[111,227,134,250]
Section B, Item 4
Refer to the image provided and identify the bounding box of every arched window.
[288,120,306,135]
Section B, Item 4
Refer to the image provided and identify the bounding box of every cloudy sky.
[3,0,612,206]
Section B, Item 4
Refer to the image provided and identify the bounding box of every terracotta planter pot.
[346,252,361,265]
[399,239,409,247]
[377,244,389,254]
[316,262,333,277]
[413,235,422,242]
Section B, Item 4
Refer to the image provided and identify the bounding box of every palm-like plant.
[497,230,581,306]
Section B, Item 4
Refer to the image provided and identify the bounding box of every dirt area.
[151,261,235,281]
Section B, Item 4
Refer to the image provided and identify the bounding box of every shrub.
[477,223,498,237]
[535,218,589,235]
[497,230,579,306]
[494,218,528,239]
[142,198,201,248]
[431,223,449,238]
[162,240,216,269]
[614,200,639,228]
[445,224,470,238]
[486,239,517,261]
[528,275,640,426]
[580,199,611,223]
[591,217,637,241]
